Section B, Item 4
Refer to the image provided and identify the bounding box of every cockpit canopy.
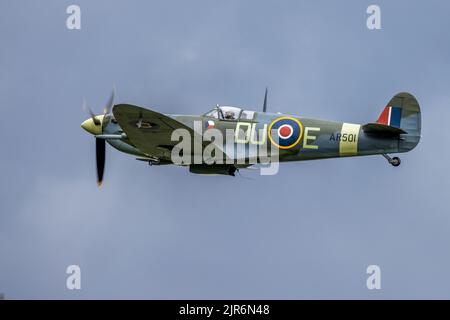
[204,106,255,121]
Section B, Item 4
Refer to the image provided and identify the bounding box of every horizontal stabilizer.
[362,123,407,136]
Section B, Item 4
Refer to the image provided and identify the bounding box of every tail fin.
[382,92,421,152]
[363,93,421,152]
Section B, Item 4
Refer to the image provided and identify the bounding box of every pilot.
[224,110,235,120]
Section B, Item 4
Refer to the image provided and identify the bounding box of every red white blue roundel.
[268,117,303,149]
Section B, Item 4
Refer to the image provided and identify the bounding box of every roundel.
[268,116,303,149]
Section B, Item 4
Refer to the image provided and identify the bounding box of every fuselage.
[102,110,408,164]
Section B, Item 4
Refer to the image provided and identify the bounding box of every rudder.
[376,92,421,152]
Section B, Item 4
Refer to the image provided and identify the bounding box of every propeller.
[103,84,116,115]
[82,98,101,125]
[96,138,106,186]
[82,85,116,125]
[82,85,116,186]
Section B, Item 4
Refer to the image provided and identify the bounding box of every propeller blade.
[83,99,101,125]
[262,87,268,112]
[103,85,116,115]
[96,138,106,186]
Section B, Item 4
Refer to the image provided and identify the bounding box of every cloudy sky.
[1,0,450,299]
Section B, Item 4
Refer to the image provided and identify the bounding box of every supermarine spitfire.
[81,88,421,185]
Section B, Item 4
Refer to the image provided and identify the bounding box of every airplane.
[81,88,421,185]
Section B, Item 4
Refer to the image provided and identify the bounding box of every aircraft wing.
[113,104,196,160]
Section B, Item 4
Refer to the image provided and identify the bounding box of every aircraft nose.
[81,116,103,135]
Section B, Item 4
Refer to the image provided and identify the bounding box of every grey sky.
[1,0,450,299]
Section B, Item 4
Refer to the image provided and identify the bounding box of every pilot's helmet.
[225,110,235,119]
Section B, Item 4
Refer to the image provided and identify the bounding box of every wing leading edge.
[113,104,196,160]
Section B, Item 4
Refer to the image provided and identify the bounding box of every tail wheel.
[390,157,401,167]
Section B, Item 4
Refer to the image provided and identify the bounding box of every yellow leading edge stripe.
[339,123,361,156]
